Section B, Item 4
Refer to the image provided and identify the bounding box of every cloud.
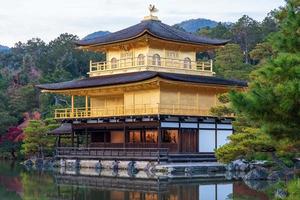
[0,0,285,47]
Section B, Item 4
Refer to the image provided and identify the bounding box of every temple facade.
[37,11,246,162]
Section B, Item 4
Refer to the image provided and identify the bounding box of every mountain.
[173,18,219,33]
[82,18,228,39]
[82,31,110,40]
[0,44,10,52]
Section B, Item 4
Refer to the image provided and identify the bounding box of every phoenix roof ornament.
[148,4,159,16]
[143,4,160,21]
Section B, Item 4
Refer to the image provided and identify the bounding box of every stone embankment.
[225,159,297,181]
[22,158,227,178]
[22,157,300,181]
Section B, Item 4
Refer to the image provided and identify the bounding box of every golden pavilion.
[37,8,246,162]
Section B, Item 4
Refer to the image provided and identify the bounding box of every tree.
[261,10,279,39]
[215,123,273,163]
[214,43,255,80]
[210,93,234,117]
[197,26,212,37]
[250,42,275,63]
[224,0,300,168]
[198,22,232,39]
[285,179,300,200]
[231,15,263,64]
[0,33,104,136]
[211,94,275,164]
[8,85,39,119]
[269,0,300,53]
[212,93,297,168]
[0,127,24,159]
[0,74,17,135]
[22,119,58,157]
[230,53,300,141]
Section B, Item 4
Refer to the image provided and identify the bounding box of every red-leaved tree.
[0,127,24,159]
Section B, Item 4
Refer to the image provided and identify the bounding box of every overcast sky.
[0,0,285,47]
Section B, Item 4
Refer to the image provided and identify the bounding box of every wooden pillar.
[178,123,181,153]
[123,122,126,148]
[85,95,88,116]
[71,130,75,147]
[89,60,92,72]
[71,95,74,117]
[85,128,88,148]
[157,123,161,148]
[76,134,79,148]
[58,136,61,147]
[215,119,218,150]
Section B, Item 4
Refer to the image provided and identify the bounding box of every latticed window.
[183,57,191,69]
[166,50,179,59]
[152,54,161,66]
[111,58,117,68]
[137,54,145,66]
[120,51,133,59]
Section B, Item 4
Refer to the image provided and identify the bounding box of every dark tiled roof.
[76,19,229,46]
[48,123,72,135]
[36,71,247,90]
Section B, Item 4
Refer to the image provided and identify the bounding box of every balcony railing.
[54,104,212,119]
[55,147,169,162]
[89,56,213,76]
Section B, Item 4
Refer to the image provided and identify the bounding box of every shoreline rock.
[243,166,269,180]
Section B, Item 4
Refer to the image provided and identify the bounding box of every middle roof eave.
[36,71,247,91]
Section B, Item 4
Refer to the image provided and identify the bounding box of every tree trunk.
[11,148,17,160]
[39,146,44,159]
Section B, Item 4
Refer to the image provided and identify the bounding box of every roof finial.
[143,4,160,21]
[148,4,159,16]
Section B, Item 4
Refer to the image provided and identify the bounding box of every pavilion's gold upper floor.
[52,79,234,119]
[88,44,214,77]
[77,17,228,77]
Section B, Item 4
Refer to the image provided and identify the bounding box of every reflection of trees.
[285,179,300,200]
[233,181,270,200]
[21,172,57,200]
[0,161,22,199]
[0,187,22,200]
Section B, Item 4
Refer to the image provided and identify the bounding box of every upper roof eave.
[75,20,229,48]
[75,31,229,48]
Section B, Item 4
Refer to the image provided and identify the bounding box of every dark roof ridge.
[155,21,187,41]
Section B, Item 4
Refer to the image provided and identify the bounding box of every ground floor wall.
[58,116,233,154]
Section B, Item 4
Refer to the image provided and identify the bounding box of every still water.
[0,161,271,200]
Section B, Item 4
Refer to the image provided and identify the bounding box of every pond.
[0,160,272,200]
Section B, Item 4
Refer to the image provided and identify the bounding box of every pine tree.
[22,119,58,158]
[214,44,255,80]
[223,0,300,168]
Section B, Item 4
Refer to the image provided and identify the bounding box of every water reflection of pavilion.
[53,172,234,200]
